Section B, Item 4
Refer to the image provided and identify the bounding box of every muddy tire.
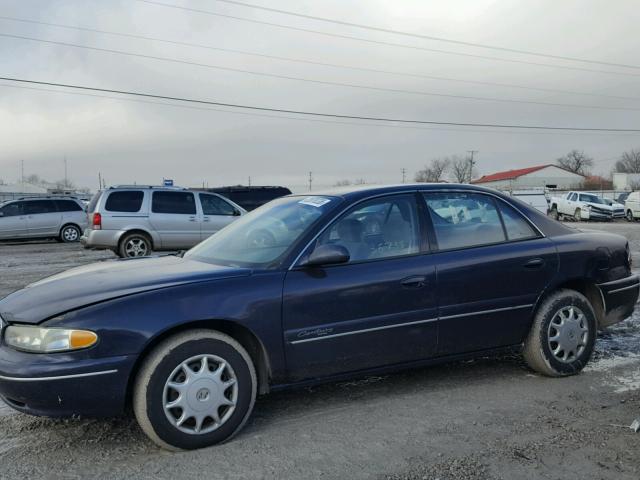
[574,208,582,222]
[523,289,596,377]
[550,207,559,221]
[133,330,257,451]
[118,232,152,258]
[627,210,634,222]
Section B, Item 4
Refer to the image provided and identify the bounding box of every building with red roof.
[472,164,585,190]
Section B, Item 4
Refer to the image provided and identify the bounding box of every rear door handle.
[401,275,427,288]
[524,258,545,269]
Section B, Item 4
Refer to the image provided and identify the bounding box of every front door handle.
[401,275,427,288]
[524,258,545,269]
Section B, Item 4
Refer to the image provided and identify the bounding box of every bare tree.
[450,155,476,183]
[615,148,640,173]
[556,150,593,175]
[415,158,450,183]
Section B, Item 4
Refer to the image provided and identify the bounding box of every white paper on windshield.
[299,197,331,207]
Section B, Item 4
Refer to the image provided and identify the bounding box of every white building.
[612,173,640,191]
[472,164,585,190]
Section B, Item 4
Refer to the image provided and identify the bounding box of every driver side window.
[0,202,23,217]
[315,194,421,263]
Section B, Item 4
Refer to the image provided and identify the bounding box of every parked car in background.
[81,186,246,257]
[624,191,640,222]
[1,184,637,450]
[197,186,292,211]
[548,191,613,221]
[0,196,87,242]
[508,189,549,214]
[602,198,625,219]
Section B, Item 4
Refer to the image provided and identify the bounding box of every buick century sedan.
[0,184,637,450]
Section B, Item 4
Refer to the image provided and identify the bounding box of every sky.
[0,0,639,192]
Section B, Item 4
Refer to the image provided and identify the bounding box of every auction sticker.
[299,197,332,207]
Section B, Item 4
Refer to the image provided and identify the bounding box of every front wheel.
[574,208,582,222]
[522,289,596,377]
[133,330,257,450]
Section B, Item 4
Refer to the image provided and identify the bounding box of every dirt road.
[0,227,639,480]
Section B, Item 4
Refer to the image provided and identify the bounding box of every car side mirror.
[300,244,350,267]
[233,209,242,216]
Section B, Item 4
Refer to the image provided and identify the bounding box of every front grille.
[591,206,611,215]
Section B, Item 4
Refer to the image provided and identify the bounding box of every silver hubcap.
[63,227,78,241]
[125,238,148,257]
[548,306,589,363]
[163,354,238,435]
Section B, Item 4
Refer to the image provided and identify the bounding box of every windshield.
[185,195,340,268]
[579,194,603,204]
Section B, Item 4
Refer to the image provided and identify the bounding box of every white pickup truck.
[548,191,613,221]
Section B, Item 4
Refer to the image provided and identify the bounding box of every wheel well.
[551,203,557,210]
[125,320,272,406]
[59,222,81,234]
[119,229,154,249]
[545,279,605,328]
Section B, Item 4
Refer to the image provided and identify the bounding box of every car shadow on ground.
[0,352,529,453]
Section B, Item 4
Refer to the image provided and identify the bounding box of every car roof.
[294,183,507,201]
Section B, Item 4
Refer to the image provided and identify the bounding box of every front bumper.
[598,274,640,328]
[0,347,137,417]
[582,209,613,221]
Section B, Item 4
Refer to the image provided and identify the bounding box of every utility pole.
[466,150,478,183]
[20,159,24,187]
[98,172,102,190]
[308,171,313,191]
[64,156,68,189]
[248,176,251,187]
[401,168,407,184]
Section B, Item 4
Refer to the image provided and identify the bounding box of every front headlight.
[4,326,98,353]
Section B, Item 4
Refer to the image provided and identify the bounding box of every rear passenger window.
[424,193,505,250]
[152,192,196,215]
[54,200,82,212]
[497,201,538,241]
[23,200,57,214]
[105,191,144,212]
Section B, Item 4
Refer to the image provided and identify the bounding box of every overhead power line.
[137,0,640,78]
[3,82,634,138]
[1,76,639,132]
[2,15,638,103]
[209,0,640,71]
[3,33,640,113]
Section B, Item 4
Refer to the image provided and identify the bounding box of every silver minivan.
[81,186,246,257]
[0,196,88,242]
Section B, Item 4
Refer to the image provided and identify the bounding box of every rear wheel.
[550,206,559,220]
[118,232,151,258]
[523,289,596,377]
[133,330,257,451]
[627,210,634,222]
[59,224,81,243]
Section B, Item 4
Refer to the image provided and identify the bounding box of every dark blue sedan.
[0,184,638,450]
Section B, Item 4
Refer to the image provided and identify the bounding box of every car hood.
[0,255,251,324]
[585,201,613,210]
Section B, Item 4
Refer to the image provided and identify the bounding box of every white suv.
[0,196,87,242]
[81,186,246,257]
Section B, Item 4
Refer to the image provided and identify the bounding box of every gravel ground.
[1,226,640,480]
